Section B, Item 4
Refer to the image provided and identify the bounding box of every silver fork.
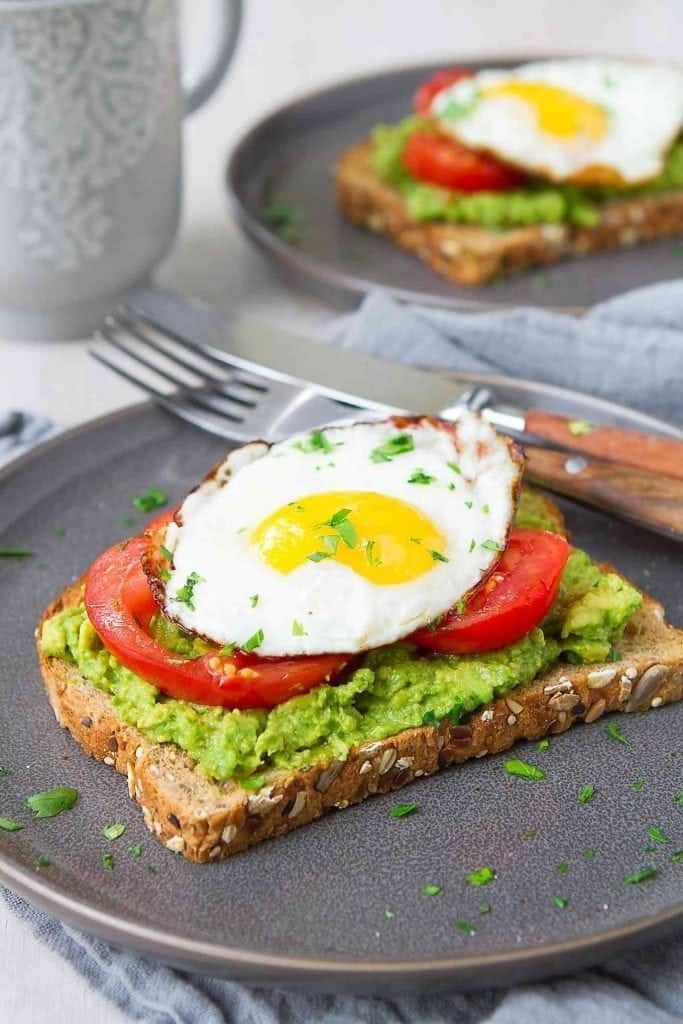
[92,308,358,442]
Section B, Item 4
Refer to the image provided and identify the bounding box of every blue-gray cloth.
[4,279,683,1023]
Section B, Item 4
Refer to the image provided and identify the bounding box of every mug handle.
[183,0,243,115]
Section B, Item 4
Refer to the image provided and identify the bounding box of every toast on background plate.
[335,59,683,286]
[37,415,683,862]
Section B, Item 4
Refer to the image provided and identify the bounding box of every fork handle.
[524,447,683,542]
[526,410,683,481]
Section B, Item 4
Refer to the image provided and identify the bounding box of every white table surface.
[1,1,680,1020]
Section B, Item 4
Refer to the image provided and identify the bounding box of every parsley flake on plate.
[0,549,32,557]
[504,759,546,781]
[557,862,569,874]
[370,434,414,463]
[128,845,143,859]
[648,825,668,844]
[132,486,168,512]
[537,739,549,753]
[625,866,656,884]
[583,848,597,859]
[568,419,593,436]
[291,619,307,637]
[262,200,304,243]
[0,817,23,832]
[467,866,496,887]
[605,721,629,746]
[421,884,442,896]
[455,920,476,936]
[552,897,568,909]
[102,823,126,842]
[672,851,683,863]
[27,785,78,819]
[479,903,492,915]
[675,791,683,808]
[632,779,645,791]
[578,783,596,805]
[447,462,462,475]
[294,429,333,454]
[35,856,51,870]
[390,803,418,819]
[102,852,115,871]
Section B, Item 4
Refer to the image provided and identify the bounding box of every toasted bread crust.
[37,574,683,862]
[335,140,683,286]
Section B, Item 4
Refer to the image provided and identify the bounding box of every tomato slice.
[403,131,525,192]
[413,68,475,114]
[411,528,570,655]
[84,535,349,709]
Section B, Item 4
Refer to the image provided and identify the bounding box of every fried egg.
[431,59,683,186]
[158,415,522,657]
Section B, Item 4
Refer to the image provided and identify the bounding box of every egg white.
[431,59,683,186]
[160,415,522,657]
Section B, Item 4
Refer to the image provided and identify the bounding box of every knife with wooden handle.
[524,447,683,541]
[525,410,683,481]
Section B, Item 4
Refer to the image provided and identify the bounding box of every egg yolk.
[252,491,448,584]
[484,81,607,140]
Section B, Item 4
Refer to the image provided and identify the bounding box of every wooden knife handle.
[526,410,683,481]
[524,447,683,541]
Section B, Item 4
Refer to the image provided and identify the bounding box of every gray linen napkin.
[4,279,683,1023]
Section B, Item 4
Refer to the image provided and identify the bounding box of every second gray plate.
[0,387,681,992]
[227,54,683,312]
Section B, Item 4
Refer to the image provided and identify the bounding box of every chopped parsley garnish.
[390,803,418,819]
[175,571,204,611]
[468,538,476,553]
[429,549,449,563]
[624,866,656,884]
[0,767,8,776]
[365,540,382,567]
[648,825,668,844]
[292,619,307,637]
[467,866,496,887]
[584,848,597,860]
[408,469,435,485]
[103,823,126,842]
[27,785,78,819]
[464,500,473,509]
[241,774,267,791]
[447,462,462,475]
[307,550,330,562]
[148,865,157,875]
[675,791,683,808]
[370,433,414,463]
[159,567,171,582]
[568,419,593,436]
[482,504,490,514]
[481,539,504,552]
[132,486,168,512]
[128,844,143,859]
[159,544,172,560]
[455,920,476,935]
[523,829,537,839]
[384,909,395,919]
[479,903,492,915]
[633,779,645,791]
[35,856,51,869]
[605,721,629,746]
[249,594,259,608]
[552,897,568,909]
[672,851,683,863]
[0,549,32,557]
[421,884,442,896]
[243,629,264,652]
[422,709,439,727]
[0,817,23,832]
[557,862,569,874]
[102,852,115,871]
[54,527,66,537]
[538,739,549,752]
[262,200,304,243]
[504,759,546,781]
[121,515,136,528]
[219,643,236,657]
[578,783,596,805]
[294,429,333,454]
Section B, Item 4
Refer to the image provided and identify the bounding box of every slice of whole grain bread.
[335,140,683,286]
[37,576,683,863]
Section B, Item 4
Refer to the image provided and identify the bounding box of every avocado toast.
[335,59,683,286]
[36,417,683,863]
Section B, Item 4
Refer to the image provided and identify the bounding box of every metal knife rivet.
[564,456,588,475]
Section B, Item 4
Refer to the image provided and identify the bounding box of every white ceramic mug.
[0,0,242,340]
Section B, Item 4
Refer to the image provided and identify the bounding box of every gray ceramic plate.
[227,54,683,312]
[0,394,681,993]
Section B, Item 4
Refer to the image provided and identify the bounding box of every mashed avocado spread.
[40,493,641,782]
[373,116,683,229]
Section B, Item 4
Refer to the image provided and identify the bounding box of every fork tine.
[90,349,247,441]
[122,305,268,392]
